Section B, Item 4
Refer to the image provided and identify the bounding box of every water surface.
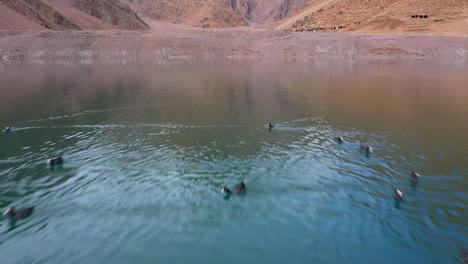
[0,62,467,264]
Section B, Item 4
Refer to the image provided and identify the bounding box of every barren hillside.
[67,0,148,30]
[236,0,312,24]
[123,0,246,28]
[123,0,468,35]
[0,0,148,30]
[123,0,310,27]
[0,3,45,30]
[283,0,468,36]
[1,0,467,35]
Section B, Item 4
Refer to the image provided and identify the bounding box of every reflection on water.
[0,62,467,264]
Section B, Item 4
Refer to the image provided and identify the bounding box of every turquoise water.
[0,62,467,264]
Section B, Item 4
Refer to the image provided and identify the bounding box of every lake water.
[0,62,467,264]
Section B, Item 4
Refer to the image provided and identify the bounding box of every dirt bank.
[1,23,467,63]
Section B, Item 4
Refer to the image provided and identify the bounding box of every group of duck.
[220,125,421,204]
[2,125,468,263]
[351,150,463,262]
[2,124,421,219]
[278,126,420,204]
[2,155,63,220]
[3,127,63,220]
[335,135,422,203]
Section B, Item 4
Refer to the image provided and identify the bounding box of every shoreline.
[1,28,468,64]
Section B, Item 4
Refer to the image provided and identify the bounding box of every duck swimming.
[411,171,421,183]
[47,156,63,170]
[336,137,344,144]
[233,181,246,194]
[268,123,275,131]
[221,181,247,198]
[221,187,232,195]
[360,145,373,156]
[3,207,34,220]
[5,127,11,134]
[394,189,404,201]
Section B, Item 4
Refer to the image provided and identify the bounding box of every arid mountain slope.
[124,0,248,28]
[1,0,467,36]
[1,0,81,30]
[67,0,148,30]
[123,0,310,27]
[235,0,312,24]
[284,0,468,36]
[0,3,44,30]
[123,0,468,35]
[0,0,148,30]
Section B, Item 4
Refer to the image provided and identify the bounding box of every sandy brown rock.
[41,0,119,30]
[1,0,467,35]
[69,0,148,30]
[285,0,468,36]
[0,0,148,30]
[0,3,44,30]
[123,0,314,27]
[1,0,81,30]
[1,0,467,63]
[120,0,468,36]
[124,0,248,28]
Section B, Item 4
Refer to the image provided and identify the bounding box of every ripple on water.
[0,102,466,263]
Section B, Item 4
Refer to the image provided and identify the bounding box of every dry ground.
[1,21,467,63]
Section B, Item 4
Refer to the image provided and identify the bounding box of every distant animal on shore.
[47,156,64,170]
[221,181,247,197]
[3,207,34,220]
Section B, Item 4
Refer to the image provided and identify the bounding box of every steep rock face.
[121,0,468,35]
[124,0,248,27]
[2,0,466,35]
[2,0,81,30]
[41,0,118,30]
[236,0,310,24]
[122,0,312,27]
[0,0,148,30]
[0,3,45,30]
[206,3,249,27]
[227,0,255,20]
[70,0,148,30]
